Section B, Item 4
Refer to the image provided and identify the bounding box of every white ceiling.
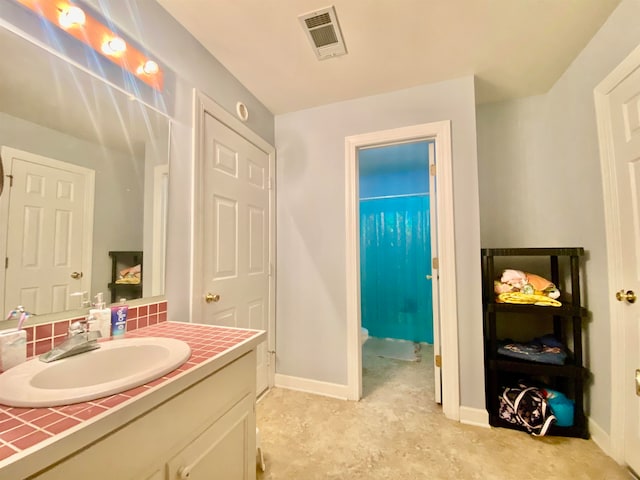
[156,0,621,115]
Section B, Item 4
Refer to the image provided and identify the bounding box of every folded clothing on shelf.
[497,334,567,365]
[494,269,561,300]
[116,264,141,284]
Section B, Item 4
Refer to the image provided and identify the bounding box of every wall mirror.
[0,23,170,325]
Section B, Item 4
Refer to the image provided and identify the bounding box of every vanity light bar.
[14,0,164,91]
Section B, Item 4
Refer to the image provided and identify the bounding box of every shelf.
[488,359,586,378]
[482,247,585,257]
[482,247,588,438]
[485,302,586,316]
[488,414,589,439]
[108,251,143,303]
[108,283,142,289]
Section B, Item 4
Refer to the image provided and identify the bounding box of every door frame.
[150,163,169,297]
[594,42,640,465]
[192,90,276,389]
[345,121,460,421]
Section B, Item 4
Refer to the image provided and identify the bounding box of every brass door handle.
[205,293,220,303]
[70,271,83,279]
[425,275,433,280]
[616,289,636,304]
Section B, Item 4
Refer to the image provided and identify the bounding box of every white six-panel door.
[0,147,93,316]
[200,110,271,396]
[605,62,640,475]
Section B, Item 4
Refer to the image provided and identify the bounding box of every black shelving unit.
[108,251,143,303]
[481,247,589,438]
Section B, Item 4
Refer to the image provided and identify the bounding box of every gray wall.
[476,0,640,433]
[275,76,485,408]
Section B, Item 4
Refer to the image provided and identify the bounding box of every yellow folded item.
[497,292,561,307]
[115,277,141,285]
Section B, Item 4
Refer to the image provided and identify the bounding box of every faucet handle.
[69,320,89,336]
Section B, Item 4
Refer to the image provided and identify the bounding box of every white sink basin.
[0,337,191,407]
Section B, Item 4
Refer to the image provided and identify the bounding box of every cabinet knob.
[178,466,191,479]
[205,293,220,303]
[70,271,83,279]
[615,289,636,304]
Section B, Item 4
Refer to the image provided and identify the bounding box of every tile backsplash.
[21,301,168,359]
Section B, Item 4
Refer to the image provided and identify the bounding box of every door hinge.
[435,354,442,368]
[267,350,275,367]
[432,257,439,270]
[4,257,7,269]
[429,164,436,176]
[6,175,13,187]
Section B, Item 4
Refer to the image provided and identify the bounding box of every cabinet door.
[167,394,255,480]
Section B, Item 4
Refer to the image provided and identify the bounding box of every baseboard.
[459,406,490,428]
[589,417,612,459]
[274,374,350,400]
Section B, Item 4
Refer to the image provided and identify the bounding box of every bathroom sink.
[0,337,191,407]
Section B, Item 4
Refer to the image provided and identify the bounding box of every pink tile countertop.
[0,321,265,479]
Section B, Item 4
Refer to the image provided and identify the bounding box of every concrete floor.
[256,342,632,480]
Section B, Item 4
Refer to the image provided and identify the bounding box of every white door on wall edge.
[199,110,272,397]
[0,147,94,316]
[601,56,640,475]
[428,141,442,403]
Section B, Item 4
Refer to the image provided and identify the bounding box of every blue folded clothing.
[497,334,567,365]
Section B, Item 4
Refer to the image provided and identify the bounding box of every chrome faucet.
[39,317,101,363]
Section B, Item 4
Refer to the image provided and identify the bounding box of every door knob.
[70,271,83,279]
[205,293,220,303]
[615,289,636,304]
[636,369,640,397]
[425,275,433,280]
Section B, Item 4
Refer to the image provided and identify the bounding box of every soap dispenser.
[90,293,111,338]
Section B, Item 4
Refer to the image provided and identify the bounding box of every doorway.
[345,121,460,421]
[358,141,433,350]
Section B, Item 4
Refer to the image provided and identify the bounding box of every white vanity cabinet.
[166,394,254,479]
[30,350,258,480]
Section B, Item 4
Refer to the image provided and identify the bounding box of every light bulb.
[141,60,159,75]
[59,6,86,28]
[102,37,127,55]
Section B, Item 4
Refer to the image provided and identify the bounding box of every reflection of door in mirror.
[0,147,94,316]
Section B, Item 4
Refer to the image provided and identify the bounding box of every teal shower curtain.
[360,195,433,343]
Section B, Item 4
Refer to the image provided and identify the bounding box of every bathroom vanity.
[0,322,266,480]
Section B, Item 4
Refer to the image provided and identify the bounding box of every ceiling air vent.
[298,6,347,60]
